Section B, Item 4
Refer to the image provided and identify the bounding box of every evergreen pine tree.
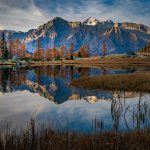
[0,33,8,60]
[78,51,82,58]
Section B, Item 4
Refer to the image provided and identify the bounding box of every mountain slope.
[1,17,150,55]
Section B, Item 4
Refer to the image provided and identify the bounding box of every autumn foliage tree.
[69,42,74,59]
[33,49,44,61]
[8,39,27,59]
[52,47,59,60]
[79,45,89,58]
[59,45,66,59]
[33,39,44,60]
[66,51,71,59]
[102,41,107,56]
[34,39,41,60]
[45,48,52,61]
[73,51,79,57]
[8,39,15,58]
[140,44,150,53]
[19,43,27,58]
[15,39,21,56]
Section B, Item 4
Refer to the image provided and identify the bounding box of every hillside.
[0,17,150,55]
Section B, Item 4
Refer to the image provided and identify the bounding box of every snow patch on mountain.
[1,17,150,55]
[83,17,99,26]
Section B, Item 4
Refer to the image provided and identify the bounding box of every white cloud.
[0,2,48,31]
[0,0,149,31]
[42,0,150,26]
[0,24,5,30]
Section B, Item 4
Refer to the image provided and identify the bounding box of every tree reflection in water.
[0,68,27,93]
[0,67,150,132]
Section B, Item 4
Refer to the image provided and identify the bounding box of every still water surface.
[0,66,149,133]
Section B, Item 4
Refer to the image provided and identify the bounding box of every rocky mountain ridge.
[0,17,150,55]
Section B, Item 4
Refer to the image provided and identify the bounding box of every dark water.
[0,66,149,133]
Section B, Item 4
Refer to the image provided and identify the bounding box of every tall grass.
[0,120,150,150]
[72,73,150,93]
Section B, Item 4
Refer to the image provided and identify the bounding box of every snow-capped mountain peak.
[1,17,150,55]
[83,17,99,26]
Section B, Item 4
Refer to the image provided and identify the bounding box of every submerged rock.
[69,94,80,100]
[84,96,98,104]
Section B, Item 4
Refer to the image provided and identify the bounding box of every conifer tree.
[102,41,107,57]
[0,33,8,60]
[69,42,74,59]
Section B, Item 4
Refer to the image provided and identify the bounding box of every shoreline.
[72,73,150,93]
[0,57,150,69]
[0,120,150,150]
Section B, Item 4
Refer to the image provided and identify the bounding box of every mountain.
[1,17,150,55]
[0,29,34,41]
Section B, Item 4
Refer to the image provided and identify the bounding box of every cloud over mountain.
[0,0,150,31]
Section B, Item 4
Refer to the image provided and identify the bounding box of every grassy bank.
[0,121,150,150]
[72,73,150,93]
[0,57,150,68]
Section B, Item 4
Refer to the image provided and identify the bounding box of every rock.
[84,96,98,104]
[49,83,57,91]
[69,94,80,100]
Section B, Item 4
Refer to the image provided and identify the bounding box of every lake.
[0,66,150,133]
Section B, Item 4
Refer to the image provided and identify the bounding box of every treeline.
[0,33,28,60]
[8,39,27,59]
[0,68,27,93]
[0,33,108,61]
[0,66,89,93]
[139,44,150,53]
[0,33,8,60]
[0,34,89,61]
[33,39,90,61]
[33,39,108,61]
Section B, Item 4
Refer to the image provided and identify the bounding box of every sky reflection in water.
[0,66,149,133]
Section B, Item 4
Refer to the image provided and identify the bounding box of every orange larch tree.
[33,38,44,60]
[79,45,89,58]
[59,45,66,59]
[33,50,38,60]
[102,41,107,57]
[52,47,59,60]
[45,48,52,61]
[66,51,71,59]
[19,43,27,58]
[39,48,44,60]
[15,39,21,57]
[8,40,15,58]
[69,42,74,59]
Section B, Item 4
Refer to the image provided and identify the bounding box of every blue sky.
[0,0,150,31]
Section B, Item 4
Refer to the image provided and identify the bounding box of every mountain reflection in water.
[0,66,149,133]
[0,66,136,103]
